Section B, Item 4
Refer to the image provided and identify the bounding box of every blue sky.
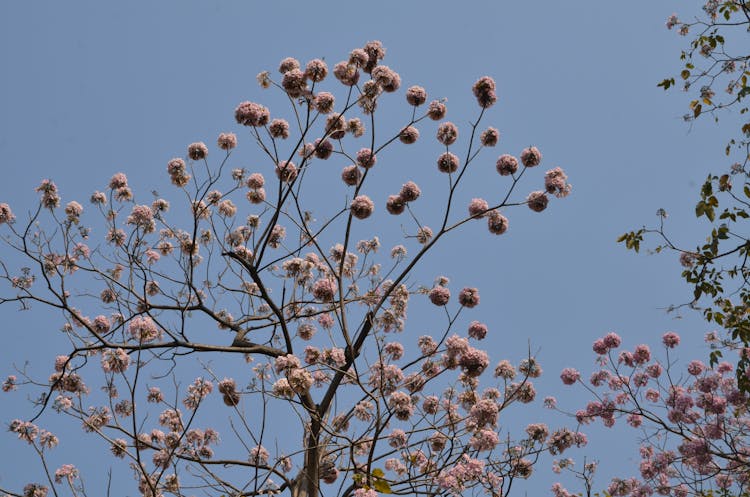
[0,1,733,495]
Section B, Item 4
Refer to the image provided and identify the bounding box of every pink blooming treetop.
[0,41,573,497]
[554,330,750,497]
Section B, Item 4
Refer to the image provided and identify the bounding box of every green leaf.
[681,69,691,80]
[371,469,392,494]
[373,480,392,494]
[657,78,675,90]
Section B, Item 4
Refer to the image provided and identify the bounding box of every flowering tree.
[554,331,750,497]
[618,1,750,390]
[659,1,749,148]
[0,42,575,497]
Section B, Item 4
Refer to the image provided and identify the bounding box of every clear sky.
[0,1,731,495]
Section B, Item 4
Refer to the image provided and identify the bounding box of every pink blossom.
[361,41,385,71]
[372,65,401,92]
[661,331,680,348]
[246,188,266,204]
[468,321,488,340]
[388,390,413,420]
[468,398,499,428]
[480,127,499,147]
[354,489,378,497]
[437,151,459,173]
[384,341,404,360]
[552,483,574,497]
[281,68,308,97]
[458,287,480,308]
[341,165,361,186]
[470,429,500,451]
[0,203,15,225]
[560,368,580,385]
[217,132,237,150]
[633,344,651,364]
[460,347,489,377]
[427,100,447,120]
[388,428,408,448]
[436,122,458,146]
[275,161,298,183]
[687,360,705,376]
[305,58,328,82]
[496,154,519,176]
[428,286,450,306]
[128,316,161,343]
[22,483,48,497]
[269,118,290,139]
[356,148,376,168]
[468,198,489,218]
[288,368,313,394]
[346,117,365,137]
[278,57,300,73]
[317,313,335,330]
[333,61,360,86]
[249,445,270,466]
[90,191,107,204]
[274,354,301,373]
[188,142,208,160]
[235,101,270,127]
[312,278,337,302]
[127,205,156,232]
[36,179,60,209]
[63,202,83,223]
[313,138,334,159]
[544,167,572,198]
[494,360,516,379]
[520,146,542,167]
[406,85,427,106]
[2,375,17,392]
[416,226,433,244]
[314,92,335,114]
[399,125,419,144]
[472,76,497,108]
[101,348,130,373]
[526,191,549,212]
[350,195,374,219]
[109,173,128,189]
[386,195,406,215]
[487,210,509,235]
[422,395,439,414]
[679,251,697,268]
[399,181,421,202]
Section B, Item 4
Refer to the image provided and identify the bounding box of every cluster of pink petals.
[472,76,498,108]
[436,122,458,146]
[487,210,509,235]
[217,132,237,150]
[544,167,572,198]
[428,285,450,306]
[526,191,549,212]
[520,146,542,167]
[187,142,208,161]
[350,195,374,219]
[496,154,519,176]
[235,101,270,127]
[458,287,480,308]
[312,278,337,302]
[0,203,15,224]
[480,127,499,147]
[406,85,427,106]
